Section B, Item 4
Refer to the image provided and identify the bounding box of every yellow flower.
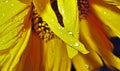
[0,0,120,71]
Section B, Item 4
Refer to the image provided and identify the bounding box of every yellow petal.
[19,33,44,71]
[33,0,89,55]
[19,0,32,4]
[0,0,31,70]
[72,52,102,71]
[57,0,80,58]
[91,3,120,38]
[0,0,28,26]
[103,0,120,9]
[81,8,120,69]
[90,4,120,69]
[72,54,90,71]
[79,17,103,70]
[43,38,71,71]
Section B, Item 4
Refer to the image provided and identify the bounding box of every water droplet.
[74,43,79,47]
[61,27,64,30]
[0,40,5,44]
[58,27,61,29]
[11,4,14,7]
[61,9,65,14]
[23,28,26,32]
[51,19,54,22]
[68,31,73,35]
[77,32,79,34]
[5,0,8,3]
[2,13,5,17]
[103,12,107,15]
[60,32,63,35]
[85,64,89,69]
[58,27,64,30]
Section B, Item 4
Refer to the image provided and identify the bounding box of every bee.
[31,8,54,41]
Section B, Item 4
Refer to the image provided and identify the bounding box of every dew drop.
[58,27,64,30]
[77,32,79,34]
[74,43,79,47]
[58,27,61,29]
[61,27,64,30]
[85,64,89,69]
[5,0,8,3]
[68,31,73,35]
[60,32,63,35]
[2,13,5,17]
[0,39,5,44]
[11,4,14,7]
[103,11,107,15]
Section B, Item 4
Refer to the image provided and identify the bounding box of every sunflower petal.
[79,17,103,70]
[43,38,71,71]
[19,33,44,71]
[72,54,90,71]
[33,0,89,56]
[19,0,32,4]
[84,4,120,69]
[57,0,80,58]
[91,4,120,38]
[103,0,120,6]
[0,0,31,70]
